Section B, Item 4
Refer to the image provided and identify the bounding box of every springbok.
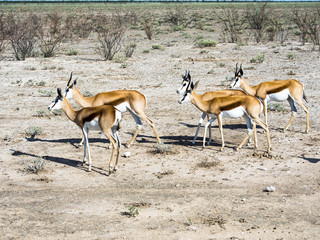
[177,71,247,144]
[230,64,309,133]
[48,88,122,174]
[179,78,271,152]
[64,73,161,147]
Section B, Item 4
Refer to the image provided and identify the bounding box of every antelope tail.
[303,90,308,103]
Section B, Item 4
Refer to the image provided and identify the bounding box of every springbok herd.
[48,64,309,175]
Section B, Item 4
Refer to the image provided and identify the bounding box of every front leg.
[263,99,268,126]
[217,114,224,151]
[203,117,215,148]
[192,112,206,144]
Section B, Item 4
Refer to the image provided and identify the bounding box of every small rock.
[123,152,131,158]
[259,167,268,171]
[266,186,276,192]
[241,198,246,202]
[188,226,196,231]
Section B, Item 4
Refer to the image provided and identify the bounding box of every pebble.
[266,186,276,192]
[123,152,131,158]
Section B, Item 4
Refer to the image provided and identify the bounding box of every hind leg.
[283,97,297,133]
[126,111,143,148]
[294,98,309,133]
[253,117,271,153]
[139,113,161,144]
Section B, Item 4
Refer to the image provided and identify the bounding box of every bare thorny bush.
[95,14,126,61]
[245,3,270,43]
[0,14,7,57]
[292,8,320,50]
[216,7,246,43]
[37,11,75,57]
[266,10,290,44]
[6,13,39,60]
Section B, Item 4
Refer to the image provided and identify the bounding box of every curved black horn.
[240,63,242,70]
[235,63,238,73]
[67,72,73,86]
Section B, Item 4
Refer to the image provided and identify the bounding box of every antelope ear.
[57,88,63,99]
[194,80,200,90]
[239,68,243,76]
[72,79,77,87]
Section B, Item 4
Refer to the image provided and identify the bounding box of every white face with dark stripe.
[176,71,191,95]
[48,95,62,111]
[176,77,189,94]
[178,90,191,104]
[230,67,243,89]
[64,85,74,100]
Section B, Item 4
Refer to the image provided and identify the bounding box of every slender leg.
[217,114,224,151]
[283,97,297,132]
[83,128,92,171]
[112,130,121,171]
[254,117,271,153]
[192,112,206,144]
[79,136,84,146]
[236,115,254,151]
[207,114,212,145]
[294,98,309,133]
[203,116,215,148]
[142,115,161,144]
[105,131,117,174]
[126,111,143,148]
[263,99,268,126]
[253,120,258,148]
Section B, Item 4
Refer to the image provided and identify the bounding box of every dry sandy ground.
[0,26,320,240]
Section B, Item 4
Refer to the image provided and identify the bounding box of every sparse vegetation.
[24,157,46,174]
[122,205,139,218]
[66,48,78,56]
[250,54,265,63]
[34,110,47,117]
[38,89,54,97]
[268,103,287,112]
[152,44,163,50]
[124,42,137,58]
[286,53,295,60]
[152,143,172,154]
[195,39,217,48]
[25,126,42,138]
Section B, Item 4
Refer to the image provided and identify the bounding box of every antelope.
[64,73,161,148]
[178,78,271,153]
[177,71,247,145]
[48,88,122,174]
[230,64,309,133]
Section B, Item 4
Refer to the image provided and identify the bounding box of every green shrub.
[25,126,42,138]
[66,48,78,56]
[195,39,217,48]
[250,54,265,63]
[152,45,163,50]
[24,157,45,174]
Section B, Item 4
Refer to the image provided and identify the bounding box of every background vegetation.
[0,2,320,60]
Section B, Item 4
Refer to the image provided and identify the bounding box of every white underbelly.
[267,89,289,102]
[114,102,131,113]
[84,118,101,131]
[222,106,245,118]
